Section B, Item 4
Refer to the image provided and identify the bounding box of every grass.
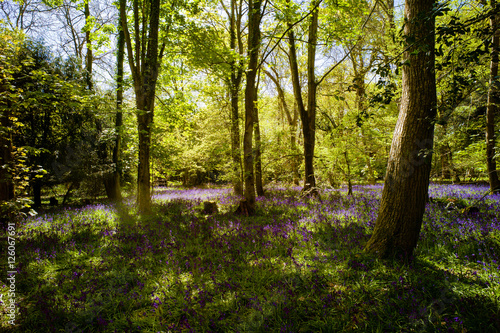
[1,184,499,332]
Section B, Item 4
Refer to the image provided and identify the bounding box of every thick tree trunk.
[486,0,500,192]
[120,0,162,213]
[364,0,436,259]
[238,0,261,214]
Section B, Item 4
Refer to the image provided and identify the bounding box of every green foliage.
[0,29,129,205]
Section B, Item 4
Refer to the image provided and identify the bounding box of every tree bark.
[33,179,42,208]
[120,0,162,213]
[106,11,125,202]
[287,0,319,192]
[364,0,437,259]
[304,2,319,191]
[486,0,500,192]
[254,95,264,196]
[344,151,353,195]
[0,108,14,203]
[84,1,93,91]
[229,0,243,196]
[240,0,261,214]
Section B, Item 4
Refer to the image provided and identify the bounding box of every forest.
[0,0,500,331]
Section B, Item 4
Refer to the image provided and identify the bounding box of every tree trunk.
[364,0,437,259]
[486,0,500,192]
[33,180,42,208]
[230,84,243,195]
[287,0,319,193]
[84,1,93,91]
[0,108,14,203]
[291,121,300,185]
[344,151,353,195]
[440,144,451,180]
[239,0,261,214]
[106,13,125,202]
[120,0,162,213]
[229,0,243,196]
[303,3,319,191]
[361,127,376,185]
[136,0,161,213]
[254,96,264,196]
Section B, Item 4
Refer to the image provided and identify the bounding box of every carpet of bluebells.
[1,184,499,332]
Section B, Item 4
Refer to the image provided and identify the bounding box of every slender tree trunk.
[254,95,264,196]
[344,151,353,195]
[303,3,319,191]
[85,1,93,91]
[360,128,376,185]
[106,13,125,202]
[0,39,14,207]
[230,90,243,195]
[291,119,300,185]
[287,1,319,193]
[239,0,261,215]
[440,142,451,181]
[230,0,243,196]
[486,0,500,192]
[33,180,42,207]
[364,0,437,259]
[0,108,14,203]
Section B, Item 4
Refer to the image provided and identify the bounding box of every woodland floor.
[1,183,500,332]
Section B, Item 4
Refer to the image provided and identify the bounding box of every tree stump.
[202,201,218,215]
